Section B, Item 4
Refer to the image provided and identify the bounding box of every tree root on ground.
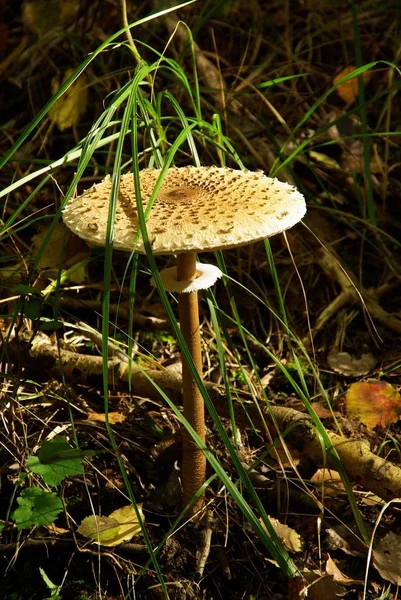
[308,247,401,340]
[6,331,401,503]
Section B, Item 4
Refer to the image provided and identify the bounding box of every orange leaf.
[333,66,371,103]
[345,380,401,429]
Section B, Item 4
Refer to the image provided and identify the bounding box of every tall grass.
[1,1,400,596]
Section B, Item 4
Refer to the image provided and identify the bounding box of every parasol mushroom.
[63,166,306,516]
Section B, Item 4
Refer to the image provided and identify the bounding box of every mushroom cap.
[62,166,306,255]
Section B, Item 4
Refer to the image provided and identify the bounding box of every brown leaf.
[328,351,376,377]
[326,555,363,585]
[311,469,346,498]
[288,571,344,599]
[373,531,401,585]
[325,525,366,557]
[261,517,304,553]
[345,380,401,429]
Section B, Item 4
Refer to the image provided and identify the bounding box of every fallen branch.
[6,332,401,502]
[312,247,401,337]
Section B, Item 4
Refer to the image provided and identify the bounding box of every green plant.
[39,567,62,600]
[11,436,90,530]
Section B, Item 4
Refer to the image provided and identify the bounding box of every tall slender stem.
[177,252,205,515]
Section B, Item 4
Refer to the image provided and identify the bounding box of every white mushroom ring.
[151,263,223,293]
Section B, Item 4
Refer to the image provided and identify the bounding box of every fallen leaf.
[311,469,346,498]
[328,351,376,377]
[288,570,344,600]
[360,494,385,507]
[310,402,333,419]
[262,517,304,553]
[266,441,301,468]
[45,524,69,535]
[333,66,371,103]
[326,555,363,585]
[308,150,341,169]
[373,531,401,585]
[342,140,383,174]
[86,411,126,424]
[325,526,366,557]
[345,380,401,429]
[23,0,79,35]
[77,504,144,547]
[49,69,88,131]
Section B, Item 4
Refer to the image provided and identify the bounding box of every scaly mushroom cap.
[62,166,306,254]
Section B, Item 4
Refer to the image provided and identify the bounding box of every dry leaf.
[86,411,126,424]
[373,531,401,585]
[345,380,401,429]
[266,441,301,468]
[308,150,341,170]
[310,402,333,419]
[342,140,383,174]
[328,351,376,377]
[326,555,363,585]
[45,524,69,535]
[360,494,385,507]
[325,526,366,557]
[311,469,346,498]
[31,223,87,283]
[262,517,304,553]
[23,0,79,35]
[77,504,144,547]
[288,570,344,600]
[333,66,371,103]
[49,69,88,131]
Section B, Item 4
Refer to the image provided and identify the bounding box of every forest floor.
[1,1,401,599]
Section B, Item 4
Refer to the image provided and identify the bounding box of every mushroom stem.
[176,252,206,515]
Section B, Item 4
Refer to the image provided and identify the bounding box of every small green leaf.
[39,567,61,600]
[23,296,44,320]
[27,436,85,486]
[11,487,63,529]
[13,284,42,296]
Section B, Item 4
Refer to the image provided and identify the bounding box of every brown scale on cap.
[62,166,306,255]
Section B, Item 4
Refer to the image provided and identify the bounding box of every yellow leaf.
[86,411,126,424]
[261,517,303,553]
[23,0,79,36]
[32,223,87,284]
[311,469,345,498]
[308,151,340,170]
[32,223,67,271]
[49,69,88,131]
[77,504,144,547]
[345,380,401,429]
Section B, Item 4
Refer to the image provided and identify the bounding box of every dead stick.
[7,333,401,502]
